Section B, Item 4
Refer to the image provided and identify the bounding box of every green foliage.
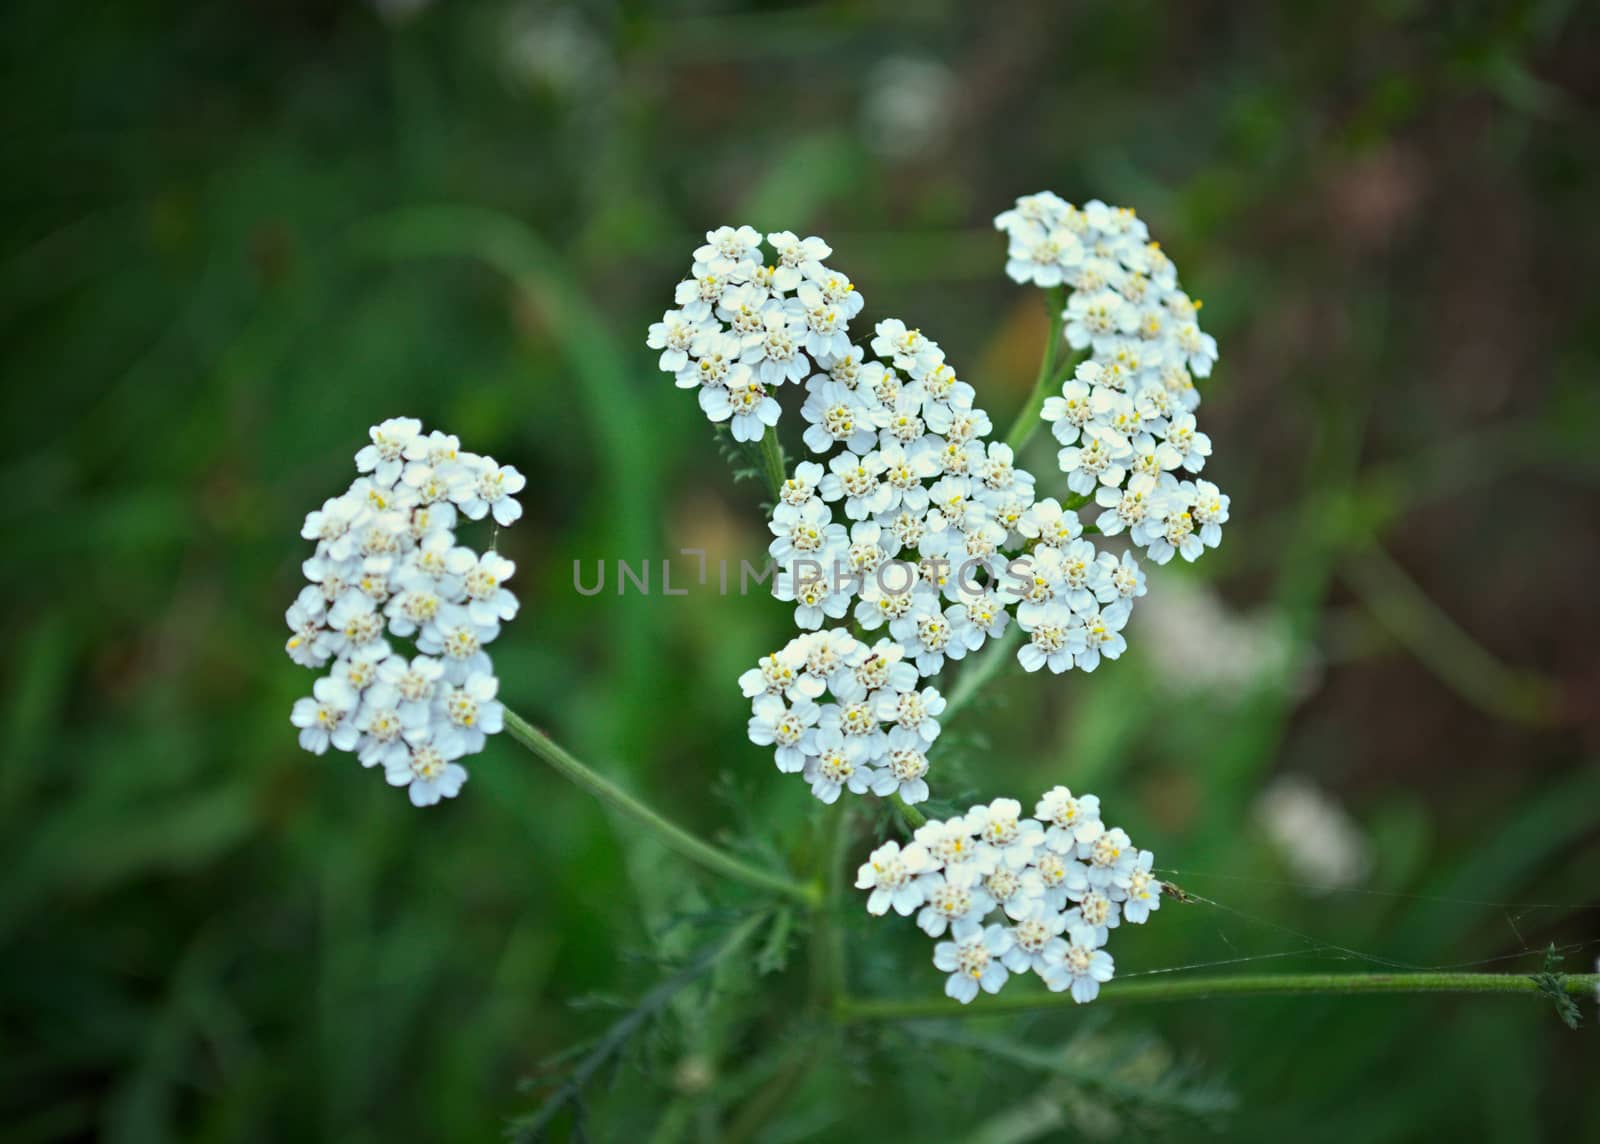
[1529,945,1582,1032]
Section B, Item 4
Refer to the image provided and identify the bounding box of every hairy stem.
[1003,286,1067,454]
[757,426,788,502]
[502,708,820,906]
[836,972,1600,1020]
[889,791,928,830]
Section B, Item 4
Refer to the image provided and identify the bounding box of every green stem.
[809,806,854,1010]
[1003,286,1067,454]
[757,426,788,502]
[941,627,1021,724]
[888,791,927,830]
[1341,545,1562,727]
[502,708,820,906]
[837,972,1600,1020]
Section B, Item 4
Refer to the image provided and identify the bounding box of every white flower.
[1035,786,1104,852]
[834,637,919,701]
[1071,600,1131,672]
[966,798,1044,870]
[801,381,877,455]
[452,550,519,625]
[747,694,820,773]
[1120,851,1162,923]
[804,728,874,804]
[434,671,504,755]
[1094,473,1158,538]
[779,460,826,507]
[1164,411,1212,472]
[774,563,852,630]
[871,746,930,804]
[456,459,526,526]
[1044,924,1114,1002]
[1191,478,1230,549]
[1064,889,1121,946]
[386,731,469,808]
[767,231,831,291]
[723,373,783,443]
[933,919,1013,1003]
[916,863,988,937]
[856,840,933,916]
[285,585,333,667]
[818,450,890,520]
[768,498,846,566]
[378,653,446,725]
[302,495,366,562]
[356,417,424,486]
[983,863,1041,921]
[694,224,763,275]
[877,685,946,748]
[1083,827,1137,891]
[1003,900,1068,975]
[1174,320,1218,377]
[354,683,419,770]
[418,604,497,682]
[738,643,809,701]
[290,676,360,754]
[1003,219,1083,286]
[646,309,702,373]
[1016,601,1081,674]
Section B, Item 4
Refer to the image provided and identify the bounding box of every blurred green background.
[4,1,1599,1140]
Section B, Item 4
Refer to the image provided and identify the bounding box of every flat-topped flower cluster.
[997,192,1230,565]
[856,788,1160,1004]
[739,628,940,807]
[286,417,524,807]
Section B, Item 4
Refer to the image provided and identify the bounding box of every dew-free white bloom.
[859,789,1157,1005]
[286,419,523,807]
[856,839,933,916]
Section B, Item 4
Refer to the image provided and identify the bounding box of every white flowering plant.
[286,194,1595,1136]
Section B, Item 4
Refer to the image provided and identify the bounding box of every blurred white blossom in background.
[501,5,612,96]
[1132,574,1315,699]
[1254,775,1372,892]
[861,56,954,160]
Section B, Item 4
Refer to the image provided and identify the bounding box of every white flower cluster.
[739,629,942,807]
[996,192,1230,566]
[656,214,1227,693]
[285,417,525,807]
[647,225,861,443]
[856,787,1161,1004]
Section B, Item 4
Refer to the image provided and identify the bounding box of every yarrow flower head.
[996,193,1231,568]
[857,786,1160,1005]
[287,418,522,808]
[742,630,942,807]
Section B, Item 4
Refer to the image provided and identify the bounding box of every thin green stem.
[942,626,1021,724]
[888,791,927,830]
[836,972,1600,1020]
[1003,286,1067,454]
[757,426,788,502]
[502,708,820,906]
[809,805,855,1009]
[1341,545,1562,727]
